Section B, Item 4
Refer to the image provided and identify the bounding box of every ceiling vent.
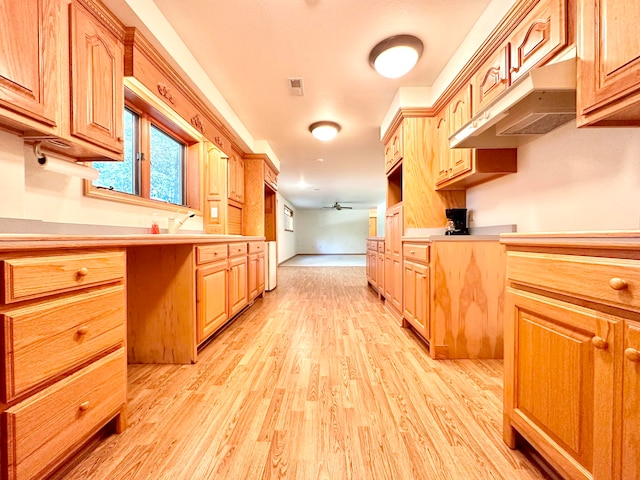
[288,77,304,96]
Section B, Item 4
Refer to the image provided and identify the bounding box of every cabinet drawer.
[196,244,228,265]
[2,251,125,303]
[229,242,248,257]
[4,348,126,480]
[2,285,125,402]
[248,241,265,254]
[403,243,430,264]
[507,251,640,311]
[378,241,385,254]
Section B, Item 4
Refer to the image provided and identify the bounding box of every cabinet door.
[69,1,124,154]
[403,261,416,324]
[447,85,473,178]
[509,0,567,84]
[196,261,228,344]
[257,253,265,295]
[473,44,510,113]
[206,143,226,197]
[578,0,640,124]
[376,250,384,293]
[229,256,248,316]
[435,112,450,184]
[236,156,245,203]
[0,0,61,131]
[506,290,618,479]
[620,321,640,480]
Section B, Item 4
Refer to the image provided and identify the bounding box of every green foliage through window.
[150,125,184,205]
[92,108,138,194]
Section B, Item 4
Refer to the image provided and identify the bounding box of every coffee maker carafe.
[445,208,469,235]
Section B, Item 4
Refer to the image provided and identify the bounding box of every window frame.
[84,81,203,215]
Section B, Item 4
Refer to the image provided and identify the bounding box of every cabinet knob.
[625,348,640,362]
[592,336,609,350]
[117,136,124,143]
[77,325,89,336]
[77,267,89,277]
[609,278,628,290]
[79,401,90,412]
[410,250,415,254]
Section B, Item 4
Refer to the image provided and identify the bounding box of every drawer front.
[2,285,125,402]
[229,242,248,257]
[507,251,640,311]
[248,241,265,254]
[196,244,228,265]
[378,241,385,254]
[4,348,126,480]
[403,243,430,264]
[2,251,125,303]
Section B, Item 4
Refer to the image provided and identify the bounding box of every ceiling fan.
[324,201,353,211]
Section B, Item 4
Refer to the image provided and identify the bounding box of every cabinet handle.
[117,136,124,143]
[592,336,609,350]
[609,278,628,290]
[79,401,90,412]
[625,348,640,362]
[410,250,415,254]
[77,325,89,336]
[77,267,89,277]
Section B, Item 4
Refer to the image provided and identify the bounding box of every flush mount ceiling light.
[309,121,341,141]
[369,34,424,78]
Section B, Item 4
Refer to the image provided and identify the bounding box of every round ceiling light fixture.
[309,121,341,141]
[369,34,424,78]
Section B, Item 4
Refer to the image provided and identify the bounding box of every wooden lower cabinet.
[502,237,640,479]
[384,205,403,322]
[248,241,266,301]
[0,248,127,480]
[430,240,505,359]
[196,259,228,344]
[403,241,430,339]
[229,254,248,317]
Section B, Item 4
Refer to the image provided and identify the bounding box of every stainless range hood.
[449,57,576,149]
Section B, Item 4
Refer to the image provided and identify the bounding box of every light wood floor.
[55,266,547,480]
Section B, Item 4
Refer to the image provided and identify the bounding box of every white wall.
[467,123,640,232]
[276,192,296,263]
[295,209,369,254]
[0,130,202,232]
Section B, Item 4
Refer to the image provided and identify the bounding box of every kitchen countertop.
[0,233,266,251]
[500,230,640,248]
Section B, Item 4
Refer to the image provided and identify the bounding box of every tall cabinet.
[382,112,465,321]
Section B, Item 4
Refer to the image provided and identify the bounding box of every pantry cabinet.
[0,0,63,136]
[502,235,640,479]
[384,205,403,322]
[578,0,640,126]
[0,248,127,480]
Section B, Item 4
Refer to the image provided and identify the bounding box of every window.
[284,205,294,232]
[86,84,201,213]
[93,108,139,195]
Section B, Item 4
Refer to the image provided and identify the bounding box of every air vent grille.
[288,77,304,96]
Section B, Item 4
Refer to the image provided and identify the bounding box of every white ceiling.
[105,0,495,210]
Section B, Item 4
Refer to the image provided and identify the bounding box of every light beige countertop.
[499,230,640,248]
[0,233,266,251]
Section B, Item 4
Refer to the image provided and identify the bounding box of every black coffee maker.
[445,208,469,235]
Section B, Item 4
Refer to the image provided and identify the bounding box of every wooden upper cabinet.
[69,1,124,155]
[384,122,403,174]
[227,154,244,204]
[578,0,640,126]
[509,0,567,84]
[435,112,449,184]
[0,0,62,134]
[473,44,510,113]
[264,163,278,190]
[447,85,473,178]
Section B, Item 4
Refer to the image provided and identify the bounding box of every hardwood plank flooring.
[54,266,547,480]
